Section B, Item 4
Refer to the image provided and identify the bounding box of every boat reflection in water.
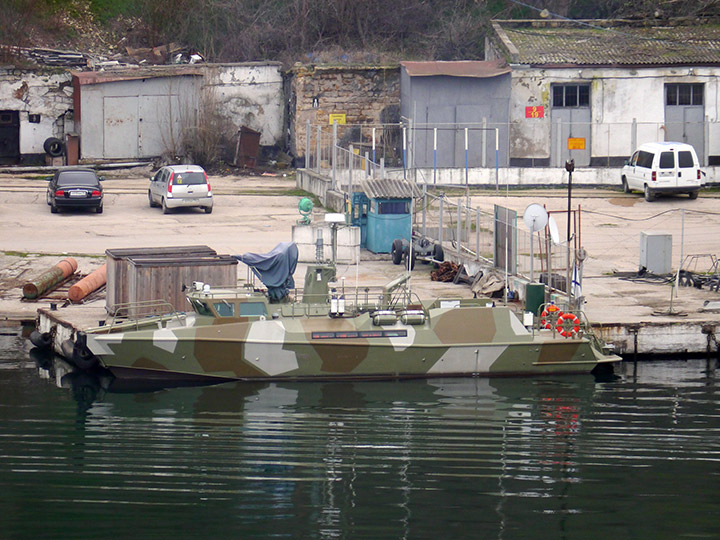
[24,347,720,539]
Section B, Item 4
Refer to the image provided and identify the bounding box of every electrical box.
[639,232,672,275]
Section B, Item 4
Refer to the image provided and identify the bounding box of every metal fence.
[413,193,574,297]
[302,120,600,301]
[303,119,716,175]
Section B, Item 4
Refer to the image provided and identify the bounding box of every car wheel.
[622,177,630,194]
[391,239,403,265]
[689,191,699,200]
[432,244,445,269]
[96,203,103,214]
[46,191,51,205]
[162,198,170,214]
[148,190,158,207]
[50,200,58,214]
[644,184,655,202]
[204,205,213,214]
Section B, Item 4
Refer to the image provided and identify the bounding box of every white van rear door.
[677,148,700,189]
[657,150,677,189]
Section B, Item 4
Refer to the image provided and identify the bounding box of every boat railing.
[534,302,591,339]
[279,283,422,317]
[92,300,186,333]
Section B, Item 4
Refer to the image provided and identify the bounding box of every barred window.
[552,84,590,108]
[666,83,703,106]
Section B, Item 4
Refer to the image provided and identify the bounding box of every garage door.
[103,96,139,158]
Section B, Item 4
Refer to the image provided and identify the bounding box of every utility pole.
[565,159,574,305]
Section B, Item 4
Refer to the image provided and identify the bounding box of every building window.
[666,83,703,106]
[552,84,590,108]
[378,201,409,215]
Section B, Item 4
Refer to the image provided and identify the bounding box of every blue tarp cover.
[234,242,298,301]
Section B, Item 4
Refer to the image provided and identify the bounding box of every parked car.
[621,141,703,201]
[148,165,213,214]
[46,168,104,214]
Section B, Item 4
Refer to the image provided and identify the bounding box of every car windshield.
[57,171,99,186]
[172,172,206,185]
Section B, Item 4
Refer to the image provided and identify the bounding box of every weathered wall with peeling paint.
[509,66,720,166]
[203,63,284,146]
[0,68,73,161]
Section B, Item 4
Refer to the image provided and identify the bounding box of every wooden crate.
[105,246,220,314]
[126,255,238,317]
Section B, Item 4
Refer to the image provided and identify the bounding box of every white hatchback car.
[621,142,703,201]
[149,164,213,214]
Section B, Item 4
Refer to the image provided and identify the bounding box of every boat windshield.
[190,299,213,316]
[239,302,267,317]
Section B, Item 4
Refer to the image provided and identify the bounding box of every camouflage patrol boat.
[68,250,620,381]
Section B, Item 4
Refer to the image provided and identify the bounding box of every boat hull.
[85,306,620,381]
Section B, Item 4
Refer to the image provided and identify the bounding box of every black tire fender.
[43,137,65,157]
[29,330,52,349]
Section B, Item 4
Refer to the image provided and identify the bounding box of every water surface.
[1,329,719,539]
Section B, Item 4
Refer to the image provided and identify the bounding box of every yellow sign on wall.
[568,137,586,150]
[329,113,346,125]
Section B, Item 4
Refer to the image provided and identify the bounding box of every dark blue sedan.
[46,168,104,214]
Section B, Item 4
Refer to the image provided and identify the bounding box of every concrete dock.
[2,168,720,357]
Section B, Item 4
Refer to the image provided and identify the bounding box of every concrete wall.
[292,223,361,263]
[203,63,284,146]
[301,164,719,188]
[0,68,74,161]
[508,66,720,165]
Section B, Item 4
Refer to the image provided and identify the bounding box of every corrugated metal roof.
[492,20,720,66]
[401,60,511,77]
[71,66,203,85]
[360,178,422,199]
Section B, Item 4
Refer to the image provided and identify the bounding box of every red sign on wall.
[525,106,545,118]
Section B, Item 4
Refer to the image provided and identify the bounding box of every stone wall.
[289,65,400,161]
[0,68,74,162]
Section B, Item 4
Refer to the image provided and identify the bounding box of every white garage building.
[72,63,284,160]
[486,19,720,168]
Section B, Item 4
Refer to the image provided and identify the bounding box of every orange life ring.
[539,304,563,330]
[556,312,580,337]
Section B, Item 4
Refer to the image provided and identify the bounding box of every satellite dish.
[523,204,548,232]
[548,215,560,244]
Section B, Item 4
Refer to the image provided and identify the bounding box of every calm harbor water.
[1,327,720,539]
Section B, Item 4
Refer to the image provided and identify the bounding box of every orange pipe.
[22,257,78,299]
[68,263,107,303]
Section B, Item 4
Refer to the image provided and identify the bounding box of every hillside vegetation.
[2,0,720,67]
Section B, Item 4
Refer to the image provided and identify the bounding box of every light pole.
[565,159,574,305]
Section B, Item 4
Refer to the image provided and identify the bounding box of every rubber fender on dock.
[71,332,98,370]
[29,329,52,349]
[60,335,98,371]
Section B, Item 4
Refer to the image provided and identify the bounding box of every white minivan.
[621,142,703,201]
[149,164,213,214]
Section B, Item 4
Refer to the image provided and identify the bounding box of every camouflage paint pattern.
[84,289,620,381]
